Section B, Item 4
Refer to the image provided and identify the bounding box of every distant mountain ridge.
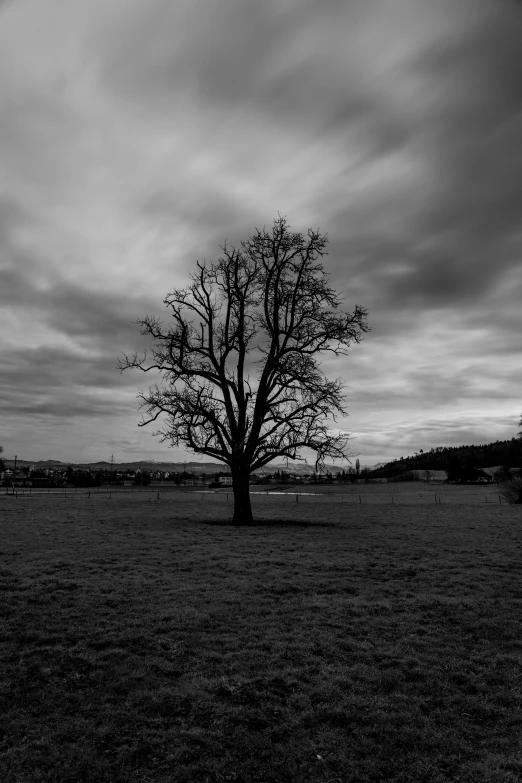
[3,458,343,475]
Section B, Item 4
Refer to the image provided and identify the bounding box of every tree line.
[370,437,522,481]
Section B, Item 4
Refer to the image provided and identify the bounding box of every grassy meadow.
[1,485,521,782]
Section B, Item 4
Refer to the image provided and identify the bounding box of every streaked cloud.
[1,0,521,465]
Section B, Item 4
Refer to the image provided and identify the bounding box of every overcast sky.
[1,0,521,467]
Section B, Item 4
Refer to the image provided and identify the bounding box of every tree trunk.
[231,466,253,525]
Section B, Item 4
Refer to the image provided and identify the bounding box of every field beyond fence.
[1,480,513,506]
[1,487,521,782]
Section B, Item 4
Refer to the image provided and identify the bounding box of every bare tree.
[119,216,369,524]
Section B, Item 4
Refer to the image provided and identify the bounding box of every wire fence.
[0,485,512,505]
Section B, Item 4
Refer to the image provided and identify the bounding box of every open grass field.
[1,485,521,782]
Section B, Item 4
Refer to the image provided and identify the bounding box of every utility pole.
[13,454,17,496]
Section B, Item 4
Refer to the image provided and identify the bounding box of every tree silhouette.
[119,216,369,524]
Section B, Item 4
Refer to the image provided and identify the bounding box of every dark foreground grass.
[1,493,521,782]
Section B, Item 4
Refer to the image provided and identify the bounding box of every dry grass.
[1,487,521,782]
[498,478,522,505]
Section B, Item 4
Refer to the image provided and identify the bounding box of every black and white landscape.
[1,2,522,781]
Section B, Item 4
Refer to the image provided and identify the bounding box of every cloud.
[0,248,156,352]
[0,0,521,464]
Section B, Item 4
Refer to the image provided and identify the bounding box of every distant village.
[1,461,519,490]
[0,464,377,489]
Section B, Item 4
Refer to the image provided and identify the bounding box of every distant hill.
[3,457,342,476]
[370,438,522,480]
[3,458,223,473]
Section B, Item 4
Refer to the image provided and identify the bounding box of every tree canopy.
[120,216,369,523]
